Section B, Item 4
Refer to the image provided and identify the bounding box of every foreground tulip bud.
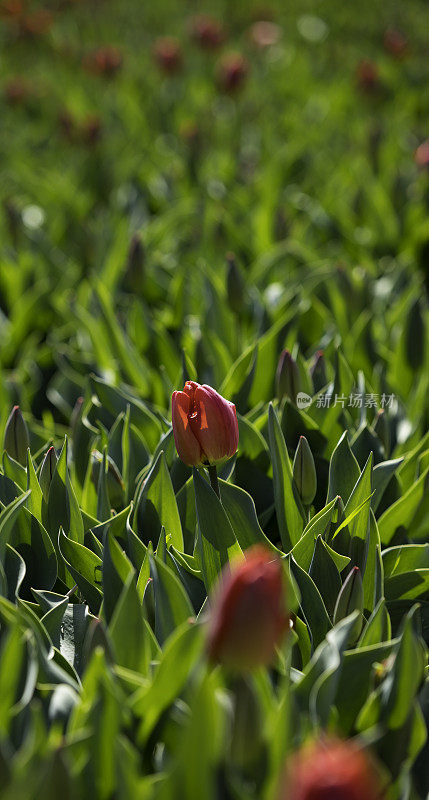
[293,436,317,506]
[276,349,301,402]
[39,446,58,502]
[3,405,29,465]
[207,546,289,670]
[383,27,408,59]
[280,737,383,800]
[172,381,238,467]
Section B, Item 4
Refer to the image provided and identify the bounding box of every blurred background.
[0,0,428,429]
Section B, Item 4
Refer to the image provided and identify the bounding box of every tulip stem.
[208,464,220,499]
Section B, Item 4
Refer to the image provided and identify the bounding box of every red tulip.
[383,28,408,59]
[217,52,249,93]
[280,738,383,800]
[82,46,122,77]
[356,59,380,93]
[250,20,281,49]
[153,37,183,74]
[415,141,429,169]
[207,546,289,670]
[189,14,224,50]
[172,381,238,467]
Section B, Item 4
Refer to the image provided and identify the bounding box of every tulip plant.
[0,1,429,799]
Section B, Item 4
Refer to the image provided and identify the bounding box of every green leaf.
[219,479,279,552]
[58,530,102,614]
[149,552,194,644]
[102,532,134,624]
[378,467,429,544]
[327,431,360,504]
[268,403,305,550]
[289,557,331,648]
[193,468,242,590]
[0,490,31,561]
[133,622,204,742]
[109,571,150,674]
[134,451,183,551]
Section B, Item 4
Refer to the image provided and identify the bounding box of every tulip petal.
[171,391,202,466]
[191,385,238,463]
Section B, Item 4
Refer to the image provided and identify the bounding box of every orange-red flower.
[280,738,383,800]
[217,52,249,93]
[153,37,183,74]
[207,546,289,670]
[189,14,224,50]
[383,28,408,59]
[172,381,238,466]
[250,20,281,49]
[82,46,122,77]
[415,140,429,169]
[355,59,380,93]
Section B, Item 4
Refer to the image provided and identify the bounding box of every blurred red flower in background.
[217,52,249,93]
[415,140,429,169]
[250,20,281,48]
[82,46,123,77]
[356,59,380,93]
[383,27,408,59]
[189,14,224,50]
[153,36,183,74]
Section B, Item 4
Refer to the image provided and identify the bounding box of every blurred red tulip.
[207,546,289,670]
[383,27,408,59]
[250,20,281,48]
[217,52,249,92]
[280,738,383,800]
[356,59,380,93]
[0,0,23,19]
[172,381,238,467]
[19,8,53,37]
[189,14,224,50]
[415,140,429,169]
[58,109,76,141]
[82,114,103,145]
[4,77,29,105]
[82,46,122,77]
[153,36,183,74]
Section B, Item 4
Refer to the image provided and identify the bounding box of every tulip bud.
[189,14,224,50]
[356,59,380,94]
[415,141,429,169]
[280,737,383,800]
[153,37,183,74]
[172,381,238,467]
[124,233,145,292]
[404,298,426,371]
[310,350,327,392]
[39,446,58,502]
[293,436,317,506]
[276,349,301,403]
[333,566,364,643]
[217,52,249,93]
[226,252,245,315]
[207,546,289,671]
[383,28,408,59]
[3,405,29,466]
[373,409,390,455]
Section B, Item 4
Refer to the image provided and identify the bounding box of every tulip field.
[1,0,429,798]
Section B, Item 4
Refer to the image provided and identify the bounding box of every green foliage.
[0,0,429,797]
